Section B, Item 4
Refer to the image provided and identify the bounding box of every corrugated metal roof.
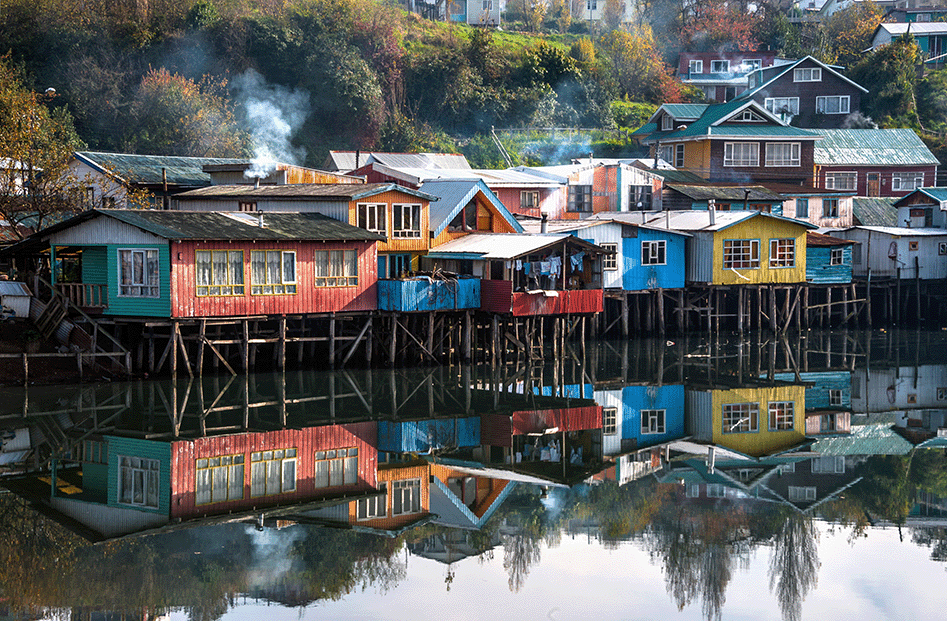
[86,209,384,242]
[667,184,784,201]
[705,125,819,138]
[893,187,947,206]
[654,169,711,184]
[852,197,897,226]
[375,165,564,188]
[523,217,692,238]
[74,152,249,187]
[427,232,602,260]
[806,231,856,247]
[810,422,913,456]
[419,179,523,236]
[812,129,940,166]
[0,281,30,296]
[877,22,947,35]
[662,104,709,120]
[843,225,947,237]
[326,151,471,172]
[174,182,435,202]
[635,209,815,232]
[644,100,818,142]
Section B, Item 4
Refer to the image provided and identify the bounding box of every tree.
[849,34,922,127]
[824,1,883,67]
[602,0,625,30]
[597,27,683,103]
[123,68,250,157]
[0,58,85,239]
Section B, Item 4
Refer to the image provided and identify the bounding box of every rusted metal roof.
[74,152,249,188]
[806,231,856,247]
[174,182,436,202]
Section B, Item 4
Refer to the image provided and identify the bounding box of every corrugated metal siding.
[509,289,603,316]
[176,198,352,222]
[47,216,165,246]
[171,239,377,317]
[106,436,171,515]
[170,421,377,519]
[377,278,480,311]
[511,406,603,434]
[578,226,623,290]
[625,229,687,291]
[377,417,481,453]
[687,234,714,283]
[806,246,853,284]
[105,244,172,317]
[686,390,713,440]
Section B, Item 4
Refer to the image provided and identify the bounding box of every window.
[686,484,700,498]
[723,239,760,269]
[603,407,617,435]
[780,462,795,474]
[641,409,666,434]
[642,240,667,265]
[250,448,297,497]
[829,389,843,406]
[797,198,809,218]
[811,456,845,474]
[711,60,730,73]
[196,250,244,297]
[662,114,673,131]
[706,484,726,498]
[482,0,492,8]
[689,59,703,74]
[81,440,106,464]
[357,203,386,234]
[521,191,540,210]
[892,173,925,191]
[601,243,618,271]
[918,12,932,21]
[675,143,685,167]
[358,483,387,520]
[830,247,844,265]
[568,185,593,212]
[765,143,800,167]
[909,241,919,251]
[250,250,296,295]
[823,198,839,218]
[794,67,821,82]
[314,447,358,488]
[118,455,160,508]
[391,478,422,515]
[824,172,856,191]
[392,204,422,238]
[768,401,795,430]
[816,95,850,114]
[239,201,257,212]
[723,402,759,433]
[764,97,800,117]
[314,249,358,287]
[633,185,653,209]
[196,454,245,505]
[743,59,762,72]
[586,0,597,9]
[788,486,817,501]
[118,249,159,297]
[820,413,840,432]
[769,238,795,267]
[724,142,759,167]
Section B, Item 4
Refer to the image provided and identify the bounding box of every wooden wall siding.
[106,436,172,515]
[177,199,351,222]
[619,384,686,448]
[377,417,481,453]
[711,218,808,285]
[170,239,377,318]
[509,289,603,316]
[481,413,514,448]
[347,190,430,254]
[377,278,480,312]
[806,412,851,435]
[709,384,806,458]
[79,245,108,288]
[81,462,109,503]
[107,244,173,317]
[623,231,686,291]
[818,166,937,198]
[806,245,853,284]
[747,65,863,129]
[432,198,520,248]
[493,187,562,219]
[841,229,947,279]
[169,422,377,520]
[427,463,510,518]
[48,215,166,246]
[511,406,604,435]
[707,140,815,184]
[346,462,431,531]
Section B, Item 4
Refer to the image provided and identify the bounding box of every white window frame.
[824,172,856,191]
[793,67,822,82]
[816,95,850,115]
[195,454,245,505]
[723,402,759,433]
[521,191,540,210]
[723,142,759,167]
[723,239,760,269]
[764,97,800,117]
[250,250,297,295]
[765,143,800,167]
[358,483,387,520]
[675,143,685,167]
[118,455,160,508]
[768,401,795,430]
[830,247,844,265]
[689,59,703,74]
[249,448,297,498]
[357,203,387,235]
[892,173,925,192]
[314,447,359,488]
[769,238,796,268]
[710,60,730,73]
[662,114,673,131]
[118,248,160,298]
[392,203,422,239]
[314,248,358,287]
[641,240,667,265]
[195,249,245,297]
[600,243,618,271]
[812,456,845,474]
[603,407,618,435]
[788,486,817,501]
[829,389,843,406]
[641,409,666,434]
[743,59,762,72]
[391,478,422,516]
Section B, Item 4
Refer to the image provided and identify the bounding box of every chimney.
[709,198,716,226]
[355,149,360,170]
[254,176,260,189]
[541,213,548,234]
[258,213,265,228]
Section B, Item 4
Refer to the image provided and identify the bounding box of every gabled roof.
[892,187,947,208]
[419,179,524,237]
[23,209,385,244]
[740,55,868,100]
[73,151,249,188]
[326,151,471,172]
[173,182,436,202]
[665,184,784,202]
[806,231,856,247]
[852,196,897,226]
[520,216,691,238]
[812,129,940,166]
[646,103,709,125]
[635,209,817,232]
[426,232,605,261]
[370,164,564,188]
[641,99,819,143]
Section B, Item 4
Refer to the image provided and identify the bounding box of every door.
[867,173,880,197]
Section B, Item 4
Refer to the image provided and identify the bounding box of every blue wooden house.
[377,417,481,455]
[596,384,686,458]
[805,231,856,284]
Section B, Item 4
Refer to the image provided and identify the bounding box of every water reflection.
[0,329,946,620]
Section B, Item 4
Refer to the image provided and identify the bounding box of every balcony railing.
[377,277,480,312]
[55,283,107,311]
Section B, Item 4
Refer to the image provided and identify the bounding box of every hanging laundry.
[540,261,552,274]
[515,259,523,271]
[571,251,585,268]
[505,261,512,270]
[524,262,532,275]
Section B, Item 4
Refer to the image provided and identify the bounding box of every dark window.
[568,185,592,212]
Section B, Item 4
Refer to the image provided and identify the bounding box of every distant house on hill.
[677,50,782,102]
[325,151,471,174]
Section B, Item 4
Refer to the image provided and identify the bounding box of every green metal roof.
[643,100,818,143]
[666,184,784,202]
[812,129,940,166]
[630,122,657,137]
[661,104,710,120]
[810,421,913,456]
[893,187,947,207]
[74,152,249,188]
[654,169,710,184]
[705,125,819,138]
[852,197,897,226]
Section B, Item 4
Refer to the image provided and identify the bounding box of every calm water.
[2,328,947,621]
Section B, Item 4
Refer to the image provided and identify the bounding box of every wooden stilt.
[657,288,665,334]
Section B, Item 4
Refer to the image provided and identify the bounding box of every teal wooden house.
[805,231,856,284]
